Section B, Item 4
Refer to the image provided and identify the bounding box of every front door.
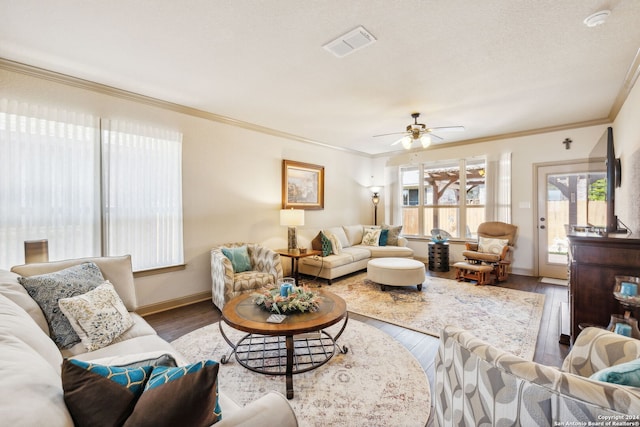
[536,161,606,278]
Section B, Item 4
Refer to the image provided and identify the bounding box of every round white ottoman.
[367,258,426,291]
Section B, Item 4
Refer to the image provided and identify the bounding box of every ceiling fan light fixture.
[420,134,432,148]
[401,136,413,149]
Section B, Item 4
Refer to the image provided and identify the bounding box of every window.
[400,157,486,239]
[0,100,183,271]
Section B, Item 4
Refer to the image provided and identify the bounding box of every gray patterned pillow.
[382,225,403,246]
[18,262,105,349]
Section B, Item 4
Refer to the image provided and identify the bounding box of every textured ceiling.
[1,0,639,155]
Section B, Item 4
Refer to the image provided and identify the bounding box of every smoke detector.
[583,10,611,27]
[323,26,376,58]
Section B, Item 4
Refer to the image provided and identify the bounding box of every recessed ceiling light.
[583,10,611,27]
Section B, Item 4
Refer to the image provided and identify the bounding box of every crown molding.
[0,58,366,156]
[609,47,640,121]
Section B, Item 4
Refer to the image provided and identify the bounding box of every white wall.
[1,68,374,308]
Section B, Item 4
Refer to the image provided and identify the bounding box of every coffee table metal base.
[219,315,349,399]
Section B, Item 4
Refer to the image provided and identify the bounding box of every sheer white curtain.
[496,152,512,223]
[102,120,184,271]
[0,99,100,268]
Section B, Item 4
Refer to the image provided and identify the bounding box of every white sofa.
[0,255,297,427]
[297,225,414,285]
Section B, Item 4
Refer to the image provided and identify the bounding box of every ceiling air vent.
[323,26,376,58]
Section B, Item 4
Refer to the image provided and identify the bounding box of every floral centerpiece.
[253,285,322,314]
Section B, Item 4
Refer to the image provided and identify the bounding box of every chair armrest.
[211,249,235,310]
[215,391,298,427]
[465,242,478,251]
[562,326,640,377]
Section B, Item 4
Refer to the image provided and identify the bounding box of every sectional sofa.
[0,255,297,427]
[297,224,414,284]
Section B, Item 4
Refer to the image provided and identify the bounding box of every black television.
[603,126,625,233]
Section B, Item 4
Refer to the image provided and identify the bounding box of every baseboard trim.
[137,291,212,317]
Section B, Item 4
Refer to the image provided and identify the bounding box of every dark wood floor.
[144,270,570,424]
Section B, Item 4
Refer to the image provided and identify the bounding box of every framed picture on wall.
[282,160,324,209]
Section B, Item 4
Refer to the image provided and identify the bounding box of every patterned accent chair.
[211,243,283,311]
[435,326,640,426]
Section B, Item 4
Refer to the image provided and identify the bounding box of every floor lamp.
[370,187,381,226]
[280,209,305,253]
[24,239,49,264]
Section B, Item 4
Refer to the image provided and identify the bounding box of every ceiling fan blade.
[427,133,444,142]
[390,137,404,145]
[373,131,407,138]
[427,126,465,133]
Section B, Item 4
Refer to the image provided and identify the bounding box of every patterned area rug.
[171,320,430,427]
[325,272,544,360]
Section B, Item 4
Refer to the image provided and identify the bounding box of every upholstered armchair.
[211,243,283,310]
[435,326,640,425]
[462,221,517,282]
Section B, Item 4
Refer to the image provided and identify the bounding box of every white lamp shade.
[420,134,432,148]
[401,136,412,149]
[280,209,305,226]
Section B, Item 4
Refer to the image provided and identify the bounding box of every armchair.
[460,221,517,283]
[211,243,283,310]
[435,326,640,425]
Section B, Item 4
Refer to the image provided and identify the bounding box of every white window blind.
[0,100,101,268]
[102,120,184,271]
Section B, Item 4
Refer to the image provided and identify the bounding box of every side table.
[428,242,449,272]
[276,249,322,285]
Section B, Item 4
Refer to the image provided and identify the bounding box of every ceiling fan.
[373,112,464,149]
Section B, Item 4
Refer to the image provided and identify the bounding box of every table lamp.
[280,209,305,252]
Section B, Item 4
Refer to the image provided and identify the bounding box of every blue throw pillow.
[379,229,389,246]
[221,246,252,273]
[590,358,640,387]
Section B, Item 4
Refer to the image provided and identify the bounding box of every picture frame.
[282,160,324,210]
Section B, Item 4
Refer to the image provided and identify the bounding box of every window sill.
[133,264,186,278]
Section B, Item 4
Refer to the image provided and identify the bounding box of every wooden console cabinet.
[567,232,640,344]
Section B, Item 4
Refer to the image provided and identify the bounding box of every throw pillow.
[324,231,343,255]
[221,245,252,273]
[62,359,153,427]
[58,281,134,352]
[382,225,403,246]
[478,237,509,255]
[62,359,221,427]
[362,228,381,246]
[590,358,640,387]
[379,229,389,246]
[18,262,106,349]
[320,232,332,256]
[125,360,222,427]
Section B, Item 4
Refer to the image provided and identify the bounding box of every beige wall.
[1,68,375,308]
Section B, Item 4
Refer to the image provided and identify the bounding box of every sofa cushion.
[0,269,49,335]
[69,334,188,364]
[59,281,134,352]
[12,255,138,311]
[342,225,364,246]
[221,246,252,273]
[342,247,371,262]
[382,225,403,246]
[364,245,414,258]
[300,252,355,269]
[323,226,350,249]
[18,262,106,349]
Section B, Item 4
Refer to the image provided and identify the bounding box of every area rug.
[326,272,544,360]
[171,320,430,427]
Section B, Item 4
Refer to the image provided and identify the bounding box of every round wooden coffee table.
[219,289,348,399]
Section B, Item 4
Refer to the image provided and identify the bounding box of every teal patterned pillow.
[127,360,222,426]
[221,246,252,273]
[19,262,105,349]
[320,232,332,256]
[62,359,153,426]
